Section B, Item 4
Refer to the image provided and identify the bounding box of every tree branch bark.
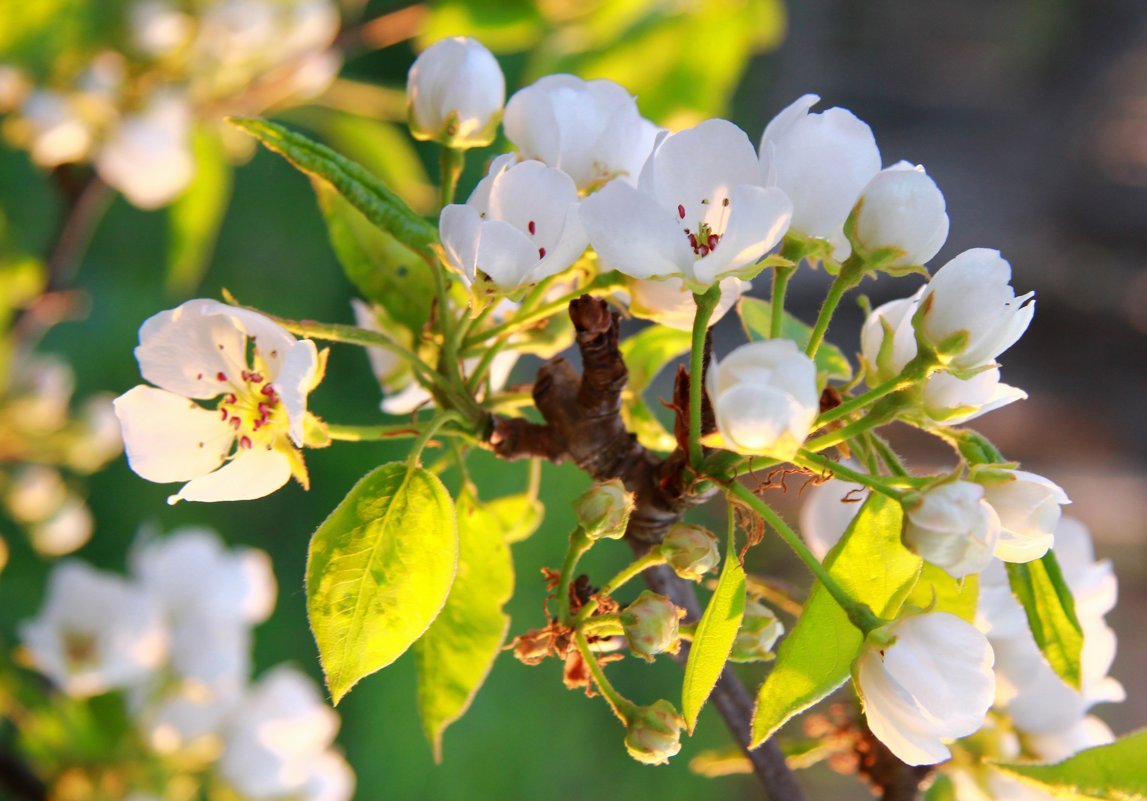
[490,296,806,801]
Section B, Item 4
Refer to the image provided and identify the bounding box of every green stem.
[867,433,909,477]
[439,146,465,209]
[726,482,882,634]
[689,286,722,468]
[326,422,427,441]
[557,528,592,626]
[408,410,466,467]
[573,631,636,722]
[770,264,796,339]
[574,550,667,625]
[805,268,858,358]
[803,411,893,454]
[580,614,624,638]
[817,353,934,428]
[793,450,906,501]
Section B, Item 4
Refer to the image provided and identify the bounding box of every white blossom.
[97,95,194,209]
[20,90,94,167]
[978,470,1069,563]
[706,340,819,460]
[440,155,587,293]
[130,1,194,57]
[921,367,1028,425]
[759,94,881,258]
[113,299,321,503]
[798,470,868,560]
[917,248,1034,370]
[625,275,749,332]
[30,496,94,556]
[856,612,995,765]
[902,481,1000,578]
[407,36,504,149]
[20,562,167,697]
[581,118,792,288]
[854,161,949,267]
[504,74,661,191]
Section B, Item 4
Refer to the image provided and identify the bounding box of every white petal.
[439,203,483,281]
[857,649,953,766]
[273,339,319,446]
[580,180,693,279]
[169,447,293,503]
[136,300,247,398]
[474,219,543,289]
[114,386,233,483]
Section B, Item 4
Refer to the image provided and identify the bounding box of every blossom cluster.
[19,527,354,801]
[0,0,340,208]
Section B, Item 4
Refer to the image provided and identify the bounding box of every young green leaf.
[738,297,853,381]
[991,729,1147,800]
[1006,550,1084,690]
[307,462,458,704]
[415,489,515,761]
[229,117,439,256]
[905,563,978,622]
[486,493,545,544]
[167,126,231,296]
[618,325,692,452]
[750,494,919,747]
[681,522,746,732]
[315,181,436,334]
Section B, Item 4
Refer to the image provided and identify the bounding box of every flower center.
[63,629,99,670]
[679,196,730,258]
[215,352,283,450]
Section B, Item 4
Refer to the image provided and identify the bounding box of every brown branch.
[0,750,46,801]
[490,296,805,801]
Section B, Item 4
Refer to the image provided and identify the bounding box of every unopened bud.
[730,599,784,662]
[406,37,505,149]
[621,591,683,660]
[624,699,685,765]
[575,479,633,540]
[659,523,720,581]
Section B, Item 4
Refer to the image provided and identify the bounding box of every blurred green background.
[2,0,1146,799]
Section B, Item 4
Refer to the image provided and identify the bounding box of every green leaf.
[486,493,545,544]
[906,563,978,623]
[230,117,438,256]
[619,325,692,451]
[682,522,746,732]
[315,181,435,334]
[415,489,514,761]
[1006,551,1084,690]
[306,462,458,704]
[166,126,232,296]
[991,729,1147,801]
[738,297,853,381]
[750,494,919,747]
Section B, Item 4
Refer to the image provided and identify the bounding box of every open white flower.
[20,562,167,697]
[855,612,995,765]
[113,299,321,503]
[977,470,1069,563]
[581,118,792,289]
[407,36,504,149]
[759,94,881,259]
[625,275,749,332]
[917,248,1034,370]
[853,162,949,267]
[902,481,1000,578]
[97,95,194,209]
[706,339,819,460]
[504,74,661,191]
[440,155,587,294]
[920,367,1028,425]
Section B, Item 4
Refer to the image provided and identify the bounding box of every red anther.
[196,372,203,380]
[216,372,227,382]
[528,220,536,235]
[226,393,237,404]
[248,372,263,383]
[722,197,730,207]
[678,204,686,219]
[253,419,263,431]
[240,370,249,382]
[707,234,719,250]
[258,404,272,417]
[230,417,241,430]
[699,245,710,257]
[220,409,229,421]
[538,247,546,259]
[239,436,252,449]
[261,385,276,398]
[688,233,698,248]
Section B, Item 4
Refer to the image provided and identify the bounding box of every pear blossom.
[706,339,819,460]
[407,36,504,149]
[581,118,792,288]
[440,155,587,294]
[855,612,995,765]
[625,275,749,332]
[130,1,194,57]
[20,562,168,697]
[30,496,94,556]
[798,470,868,559]
[19,90,95,167]
[759,94,881,258]
[977,470,1069,563]
[504,74,661,191]
[97,96,194,208]
[219,666,353,801]
[920,367,1028,425]
[853,162,949,267]
[917,248,1034,370]
[902,481,1000,578]
[113,299,321,503]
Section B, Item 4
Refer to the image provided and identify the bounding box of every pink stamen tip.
[699,245,710,257]
[528,220,536,235]
[249,373,263,383]
[216,372,227,382]
[688,234,698,248]
[707,234,719,250]
[261,384,276,397]
[677,204,686,219]
[239,436,252,449]
[226,393,237,404]
[538,247,546,259]
[230,418,242,431]
[220,409,228,420]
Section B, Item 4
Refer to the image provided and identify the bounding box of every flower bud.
[730,599,785,662]
[853,162,949,267]
[706,340,819,460]
[977,469,1069,563]
[855,612,995,765]
[902,481,1000,578]
[659,523,720,581]
[916,248,1034,370]
[860,289,922,383]
[621,591,683,660]
[406,36,504,149]
[921,367,1026,425]
[575,478,633,540]
[624,699,685,765]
